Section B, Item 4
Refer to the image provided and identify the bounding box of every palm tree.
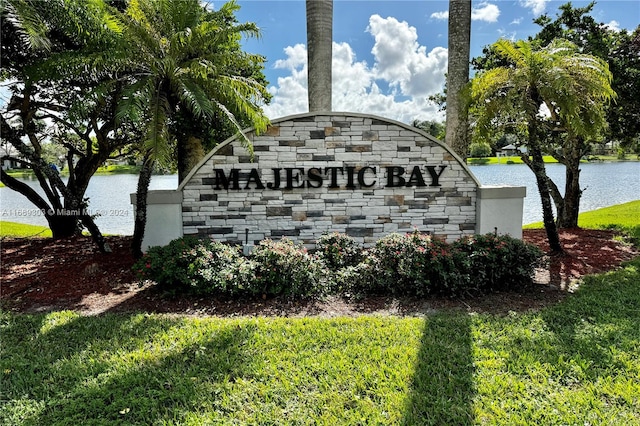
[306,0,333,112]
[114,0,270,256]
[470,39,615,252]
[445,0,471,158]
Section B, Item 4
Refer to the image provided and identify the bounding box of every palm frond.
[144,84,172,163]
[175,78,216,119]
[3,0,51,51]
[86,0,123,34]
[211,100,255,158]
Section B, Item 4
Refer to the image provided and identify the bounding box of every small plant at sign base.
[359,231,467,296]
[453,233,544,292]
[250,238,328,298]
[132,236,254,296]
[315,232,363,270]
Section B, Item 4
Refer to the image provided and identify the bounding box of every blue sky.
[226,0,639,123]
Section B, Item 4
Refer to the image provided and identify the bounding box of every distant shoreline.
[467,154,639,165]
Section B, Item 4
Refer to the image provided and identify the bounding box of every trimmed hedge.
[134,231,544,299]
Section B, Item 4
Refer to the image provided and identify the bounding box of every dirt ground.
[1,229,637,317]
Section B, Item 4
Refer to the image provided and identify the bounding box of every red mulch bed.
[1,229,637,316]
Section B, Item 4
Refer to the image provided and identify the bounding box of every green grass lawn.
[2,202,639,425]
[577,200,640,229]
[467,155,559,165]
[3,164,141,180]
[0,165,143,187]
[2,259,639,425]
[0,221,52,238]
[524,200,640,244]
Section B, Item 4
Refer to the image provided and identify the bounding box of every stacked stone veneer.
[179,112,479,247]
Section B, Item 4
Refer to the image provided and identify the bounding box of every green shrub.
[469,142,492,158]
[453,233,543,292]
[316,232,363,270]
[133,236,254,296]
[617,147,627,160]
[250,238,328,298]
[360,231,466,296]
[467,157,491,165]
[133,233,544,300]
[133,236,201,289]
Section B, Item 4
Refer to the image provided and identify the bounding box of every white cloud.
[262,44,308,119]
[430,3,500,23]
[367,15,448,98]
[472,3,500,23]
[273,44,307,72]
[510,17,523,25]
[263,15,447,124]
[520,0,549,16]
[497,28,517,40]
[605,20,621,32]
[430,10,448,20]
[538,102,551,119]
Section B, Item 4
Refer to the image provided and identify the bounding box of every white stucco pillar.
[476,185,526,238]
[130,190,183,251]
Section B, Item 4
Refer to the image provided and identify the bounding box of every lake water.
[469,162,639,224]
[1,174,179,235]
[1,162,638,235]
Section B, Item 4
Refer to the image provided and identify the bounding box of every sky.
[223,0,639,124]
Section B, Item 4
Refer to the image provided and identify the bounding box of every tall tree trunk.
[556,141,583,228]
[2,169,111,251]
[306,0,333,112]
[524,145,564,253]
[445,0,471,159]
[177,135,205,183]
[131,154,155,259]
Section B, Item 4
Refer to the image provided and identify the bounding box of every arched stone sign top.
[178,111,483,247]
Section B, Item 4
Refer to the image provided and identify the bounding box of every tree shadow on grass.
[0,313,258,425]
[538,258,640,380]
[401,314,476,425]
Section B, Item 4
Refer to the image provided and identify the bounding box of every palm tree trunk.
[177,135,205,183]
[445,0,471,159]
[131,154,155,258]
[525,145,564,253]
[306,0,333,112]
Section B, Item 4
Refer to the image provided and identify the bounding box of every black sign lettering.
[244,168,265,190]
[406,166,427,187]
[345,166,356,189]
[357,166,376,187]
[307,167,323,188]
[386,166,406,187]
[426,165,448,187]
[266,168,282,189]
[209,164,447,190]
[285,168,305,189]
[325,167,343,189]
[214,169,240,190]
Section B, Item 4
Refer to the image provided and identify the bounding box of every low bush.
[250,238,328,298]
[359,231,467,296]
[315,232,363,270]
[134,232,543,299]
[133,237,254,296]
[453,233,544,292]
